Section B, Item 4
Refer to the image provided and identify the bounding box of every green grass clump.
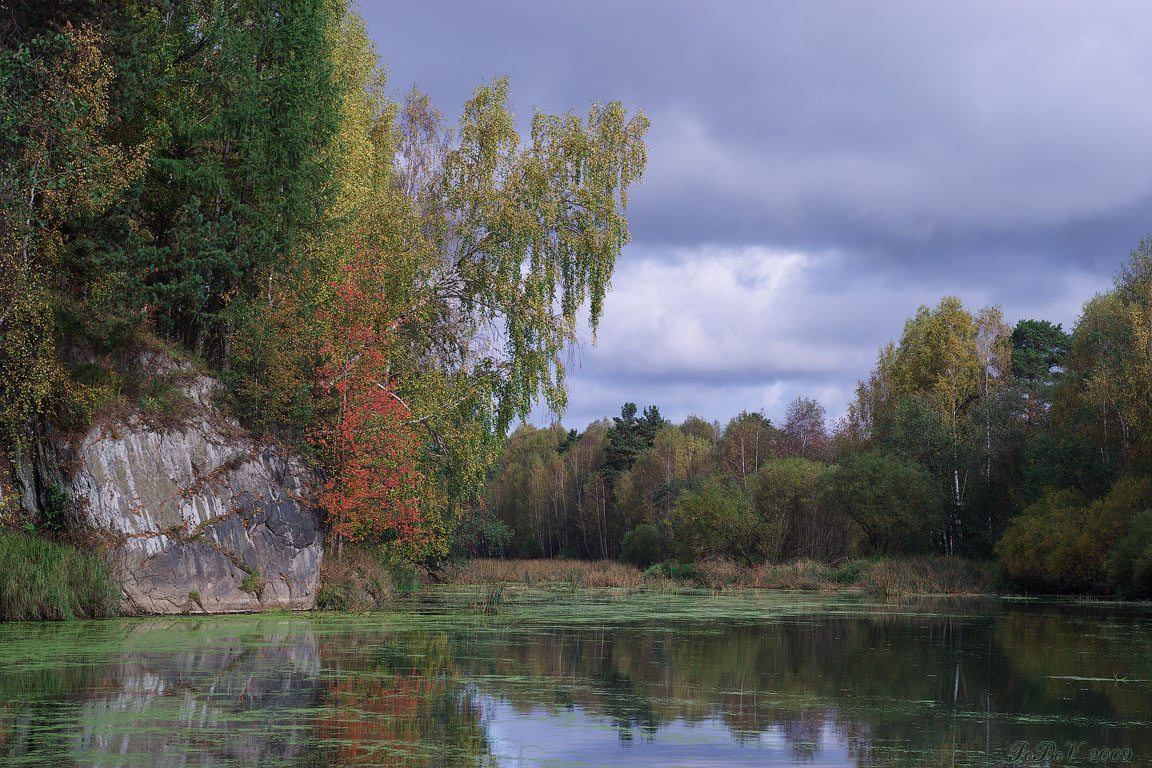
[240,571,265,595]
[826,560,865,586]
[478,582,505,614]
[0,531,121,621]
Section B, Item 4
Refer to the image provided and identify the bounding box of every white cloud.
[589,246,813,376]
[542,245,1113,431]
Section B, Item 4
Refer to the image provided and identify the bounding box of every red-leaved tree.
[310,251,427,555]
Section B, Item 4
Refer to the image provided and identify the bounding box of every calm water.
[1,588,1151,767]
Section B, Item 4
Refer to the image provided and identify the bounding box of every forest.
[2,0,1152,600]
[0,0,647,564]
[484,255,1152,598]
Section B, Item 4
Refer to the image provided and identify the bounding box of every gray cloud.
[364,0,1152,430]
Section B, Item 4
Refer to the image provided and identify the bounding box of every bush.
[0,531,121,621]
[826,560,865,585]
[667,477,759,563]
[996,488,1092,592]
[648,560,698,581]
[753,458,835,560]
[1107,509,1152,596]
[453,505,513,559]
[620,524,661,567]
[824,450,939,555]
[997,477,1152,594]
[390,562,422,592]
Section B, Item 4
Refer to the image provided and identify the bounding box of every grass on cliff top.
[0,531,121,621]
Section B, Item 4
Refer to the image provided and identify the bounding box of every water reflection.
[1,592,1150,767]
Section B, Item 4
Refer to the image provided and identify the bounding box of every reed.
[315,544,395,612]
[436,555,994,596]
[437,558,664,589]
[858,556,995,597]
[478,582,505,614]
[0,531,121,621]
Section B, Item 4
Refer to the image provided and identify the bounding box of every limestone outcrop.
[26,352,324,614]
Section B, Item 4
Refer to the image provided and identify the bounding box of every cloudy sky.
[361,1,1152,430]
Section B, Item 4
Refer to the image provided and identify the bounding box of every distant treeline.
[483,244,1152,597]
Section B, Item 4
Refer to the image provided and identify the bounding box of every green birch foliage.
[436,80,649,428]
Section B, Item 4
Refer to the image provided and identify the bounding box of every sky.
[360,0,1152,431]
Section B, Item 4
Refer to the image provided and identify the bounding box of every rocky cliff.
[15,352,324,614]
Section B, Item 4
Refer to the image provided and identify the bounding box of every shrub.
[620,524,661,567]
[1107,509,1152,596]
[316,545,394,611]
[653,560,698,581]
[824,450,939,555]
[998,477,1152,594]
[996,488,1088,592]
[390,562,422,592]
[826,560,865,585]
[667,477,759,563]
[753,458,835,560]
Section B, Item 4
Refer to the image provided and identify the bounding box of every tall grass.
[0,531,121,621]
[697,555,995,595]
[858,556,995,597]
[315,545,395,612]
[442,556,995,597]
[437,558,663,589]
[478,582,505,614]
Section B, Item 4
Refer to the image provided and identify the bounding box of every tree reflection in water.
[0,592,1150,767]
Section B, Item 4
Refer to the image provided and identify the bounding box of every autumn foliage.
[311,252,426,553]
[0,3,649,565]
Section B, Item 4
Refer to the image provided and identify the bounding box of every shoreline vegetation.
[0,530,120,622]
[15,534,1152,622]
[437,556,998,597]
[314,549,1005,613]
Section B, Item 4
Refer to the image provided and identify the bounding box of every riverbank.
[433,555,998,597]
[0,537,999,623]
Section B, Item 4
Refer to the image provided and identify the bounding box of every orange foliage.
[310,250,426,551]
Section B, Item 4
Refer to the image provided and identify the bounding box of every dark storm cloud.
[363,1,1152,429]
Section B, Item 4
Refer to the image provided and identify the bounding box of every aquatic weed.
[478,582,505,614]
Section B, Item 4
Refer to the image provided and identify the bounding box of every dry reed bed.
[694,556,994,595]
[315,546,395,611]
[436,558,663,589]
[438,556,996,596]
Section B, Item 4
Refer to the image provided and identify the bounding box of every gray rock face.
[37,356,324,614]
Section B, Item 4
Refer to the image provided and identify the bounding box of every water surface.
[1,588,1150,767]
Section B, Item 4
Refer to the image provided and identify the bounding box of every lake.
[1,588,1150,767]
